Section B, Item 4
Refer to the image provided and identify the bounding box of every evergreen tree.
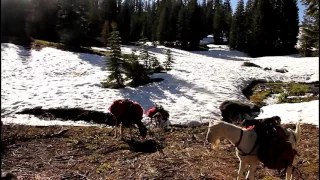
[100,0,117,23]
[279,0,299,54]
[130,14,142,42]
[299,14,317,56]
[141,2,153,40]
[1,0,28,37]
[123,50,150,86]
[163,48,174,70]
[118,0,131,44]
[139,38,151,70]
[87,0,101,43]
[229,0,246,50]
[150,55,162,72]
[223,0,232,43]
[150,0,159,42]
[177,6,189,49]
[206,0,214,36]
[300,0,319,56]
[250,0,274,57]
[26,0,59,42]
[157,0,171,44]
[244,0,256,50]
[168,0,180,41]
[56,0,89,46]
[105,22,124,87]
[213,0,224,44]
[188,0,202,50]
[200,0,208,38]
[101,20,111,45]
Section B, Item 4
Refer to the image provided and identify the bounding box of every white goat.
[205,119,301,180]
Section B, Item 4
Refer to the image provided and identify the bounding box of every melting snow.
[1,43,319,126]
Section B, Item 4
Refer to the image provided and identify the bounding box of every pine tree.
[250,0,274,57]
[213,0,224,44]
[26,0,59,42]
[157,0,171,44]
[163,49,174,70]
[299,15,317,56]
[105,22,124,87]
[100,0,117,23]
[1,0,28,37]
[169,0,180,41]
[101,20,111,45]
[56,0,89,46]
[150,55,162,72]
[229,0,246,50]
[200,0,208,38]
[177,6,189,49]
[139,38,151,70]
[280,0,299,54]
[244,0,256,50]
[300,0,319,56]
[223,0,232,43]
[118,0,131,44]
[130,14,142,42]
[206,0,214,36]
[188,0,202,50]
[123,50,150,87]
[150,0,159,42]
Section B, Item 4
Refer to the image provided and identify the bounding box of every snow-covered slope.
[1,43,319,126]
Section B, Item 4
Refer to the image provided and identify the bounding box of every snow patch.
[1,43,319,126]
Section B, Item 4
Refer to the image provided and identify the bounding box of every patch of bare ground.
[1,124,318,180]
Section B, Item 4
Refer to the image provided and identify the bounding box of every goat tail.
[295,120,301,144]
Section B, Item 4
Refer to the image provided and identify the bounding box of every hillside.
[1,43,319,126]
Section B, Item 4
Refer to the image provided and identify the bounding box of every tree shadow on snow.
[191,49,248,61]
[9,44,32,65]
[118,73,223,113]
[76,52,106,70]
[147,46,248,61]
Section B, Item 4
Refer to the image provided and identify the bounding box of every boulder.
[219,100,261,123]
[242,62,262,68]
[275,68,288,73]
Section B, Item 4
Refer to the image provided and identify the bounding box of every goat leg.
[237,161,246,180]
[245,162,258,180]
[285,166,293,180]
[107,127,115,136]
[119,123,123,140]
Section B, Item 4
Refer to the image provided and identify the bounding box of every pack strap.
[234,129,243,147]
[236,129,259,156]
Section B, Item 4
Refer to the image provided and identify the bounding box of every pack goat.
[107,99,148,140]
[205,119,301,180]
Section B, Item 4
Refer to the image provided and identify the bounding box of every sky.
[230,0,306,23]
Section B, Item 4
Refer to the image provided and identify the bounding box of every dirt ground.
[1,124,318,180]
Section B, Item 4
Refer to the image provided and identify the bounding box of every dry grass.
[1,124,318,180]
[31,39,111,57]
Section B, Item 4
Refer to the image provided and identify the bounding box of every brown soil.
[1,124,318,180]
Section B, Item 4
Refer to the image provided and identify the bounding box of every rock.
[311,84,319,95]
[264,67,272,71]
[275,68,288,73]
[219,100,261,123]
[1,172,17,180]
[242,62,262,68]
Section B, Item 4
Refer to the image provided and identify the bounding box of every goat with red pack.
[106,99,148,140]
[146,104,170,127]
